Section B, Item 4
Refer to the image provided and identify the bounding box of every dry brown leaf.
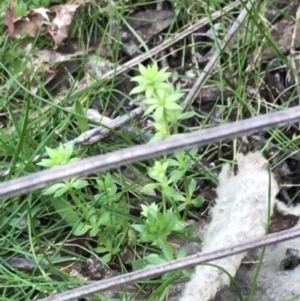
[48,4,80,47]
[13,8,50,38]
[120,9,174,56]
[16,45,86,93]
[5,2,16,37]
[6,2,87,47]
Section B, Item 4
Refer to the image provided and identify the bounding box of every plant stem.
[70,189,95,228]
[182,175,191,220]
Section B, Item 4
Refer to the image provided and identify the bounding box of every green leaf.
[95,247,107,253]
[54,187,68,197]
[145,87,155,98]
[155,82,171,90]
[142,183,159,193]
[152,106,164,120]
[156,71,171,83]
[164,101,182,111]
[62,143,74,162]
[96,178,105,191]
[89,225,99,237]
[168,169,185,183]
[141,203,158,217]
[166,92,183,103]
[130,75,144,83]
[131,224,145,233]
[72,179,89,190]
[188,179,197,196]
[101,253,112,264]
[143,105,155,116]
[143,98,158,105]
[132,258,148,270]
[150,132,164,142]
[98,211,111,225]
[15,2,27,17]
[37,158,53,168]
[146,254,166,265]
[147,208,158,219]
[73,223,91,236]
[177,247,188,259]
[138,64,147,76]
[74,100,89,133]
[192,196,204,208]
[69,157,80,164]
[188,148,198,157]
[171,191,186,202]
[177,111,196,120]
[43,183,65,196]
[45,146,57,161]
[166,158,179,167]
[160,241,174,261]
[51,197,81,226]
[178,203,186,212]
[130,85,145,95]
[38,143,76,168]
[104,173,113,187]
[173,221,187,232]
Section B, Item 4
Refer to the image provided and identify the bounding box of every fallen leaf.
[16,45,86,93]
[13,8,50,38]
[5,2,16,37]
[119,9,175,56]
[48,4,80,47]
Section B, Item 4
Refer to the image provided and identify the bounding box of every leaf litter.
[3,0,300,300]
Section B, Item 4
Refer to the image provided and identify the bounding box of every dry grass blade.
[182,0,256,112]
[1,106,300,199]
[36,226,300,301]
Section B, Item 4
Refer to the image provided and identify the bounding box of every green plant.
[127,63,205,272]
[132,202,186,259]
[130,63,203,220]
[37,144,130,263]
[37,144,91,234]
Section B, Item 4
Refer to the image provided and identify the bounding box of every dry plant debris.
[210,223,300,301]
[5,3,84,46]
[177,153,300,301]
[179,152,279,301]
[12,8,50,38]
[48,4,80,47]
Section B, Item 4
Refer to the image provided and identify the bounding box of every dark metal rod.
[37,225,300,301]
[1,106,300,199]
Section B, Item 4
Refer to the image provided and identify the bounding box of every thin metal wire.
[37,225,300,301]
[1,105,300,199]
